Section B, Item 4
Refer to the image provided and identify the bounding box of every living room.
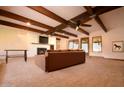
[0,6,124,87]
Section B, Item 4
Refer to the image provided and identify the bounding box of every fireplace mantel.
[31,43,50,45]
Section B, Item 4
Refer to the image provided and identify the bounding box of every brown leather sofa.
[45,51,85,72]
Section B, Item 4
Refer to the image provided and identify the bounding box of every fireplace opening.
[37,48,47,55]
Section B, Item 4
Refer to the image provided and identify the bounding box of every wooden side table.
[5,50,27,64]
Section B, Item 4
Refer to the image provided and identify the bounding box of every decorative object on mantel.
[112,41,124,52]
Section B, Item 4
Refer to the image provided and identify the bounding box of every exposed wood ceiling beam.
[28,6,89,35]
[80,24,92,27]
[0,20,69,39]
[0,20,45,34]
[84,6,93,15]
[56,30,77,37]
[46,24,67,34]
[69,6,122,28]
[72,6,122,22]
[93,6,122,15]
[43,6,122,34]
[46,22,89,35]
[68,22,89,35]
[71,12,90,22]
[0,9,77,37]
[84,6,108,32]
[27,6,68,24]
[46,16,90,35]
[0,9,52,30]
[52,33,69,39]
[94,16,107,32]
[46,27,77,37]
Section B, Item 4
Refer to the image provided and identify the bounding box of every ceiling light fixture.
[26,22,31,26]
[76,26,79,31]
[76,20,80,31]
[75,20,80,31]
[62,33,65,35]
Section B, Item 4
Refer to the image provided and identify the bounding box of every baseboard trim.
[88,55,104,58]
[106,58,124,61]
[88,56,124,61]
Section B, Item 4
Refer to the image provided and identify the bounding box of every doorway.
[56,38,61,50]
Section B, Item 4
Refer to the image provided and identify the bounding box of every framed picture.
[92,36,102,52]
[112,41,124,52]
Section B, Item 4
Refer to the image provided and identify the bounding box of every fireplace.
[37,48,47,55]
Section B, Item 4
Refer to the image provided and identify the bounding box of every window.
[81,38,89,53]
[68,39,79,49]
[92,36,102,52]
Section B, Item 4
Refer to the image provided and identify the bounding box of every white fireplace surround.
[28,44,50,57]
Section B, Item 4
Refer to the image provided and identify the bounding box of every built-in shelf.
[31,43,50,45]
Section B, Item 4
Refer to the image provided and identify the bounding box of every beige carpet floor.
[0,56,124,87]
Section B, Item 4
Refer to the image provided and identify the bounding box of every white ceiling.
[0,6,124,37]
[44,6,86,20]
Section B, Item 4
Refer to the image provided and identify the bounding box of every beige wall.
[0,25,68,58]
[67,7,124,60]
[59,38,68,50]
[0,26,28,50]
[89,30,124,59]
[0,23,124,59]
[68,28,124,60]
[0,26,29,57]
[89,7,124,59]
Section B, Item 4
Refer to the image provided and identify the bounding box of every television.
[39,36,48,44]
